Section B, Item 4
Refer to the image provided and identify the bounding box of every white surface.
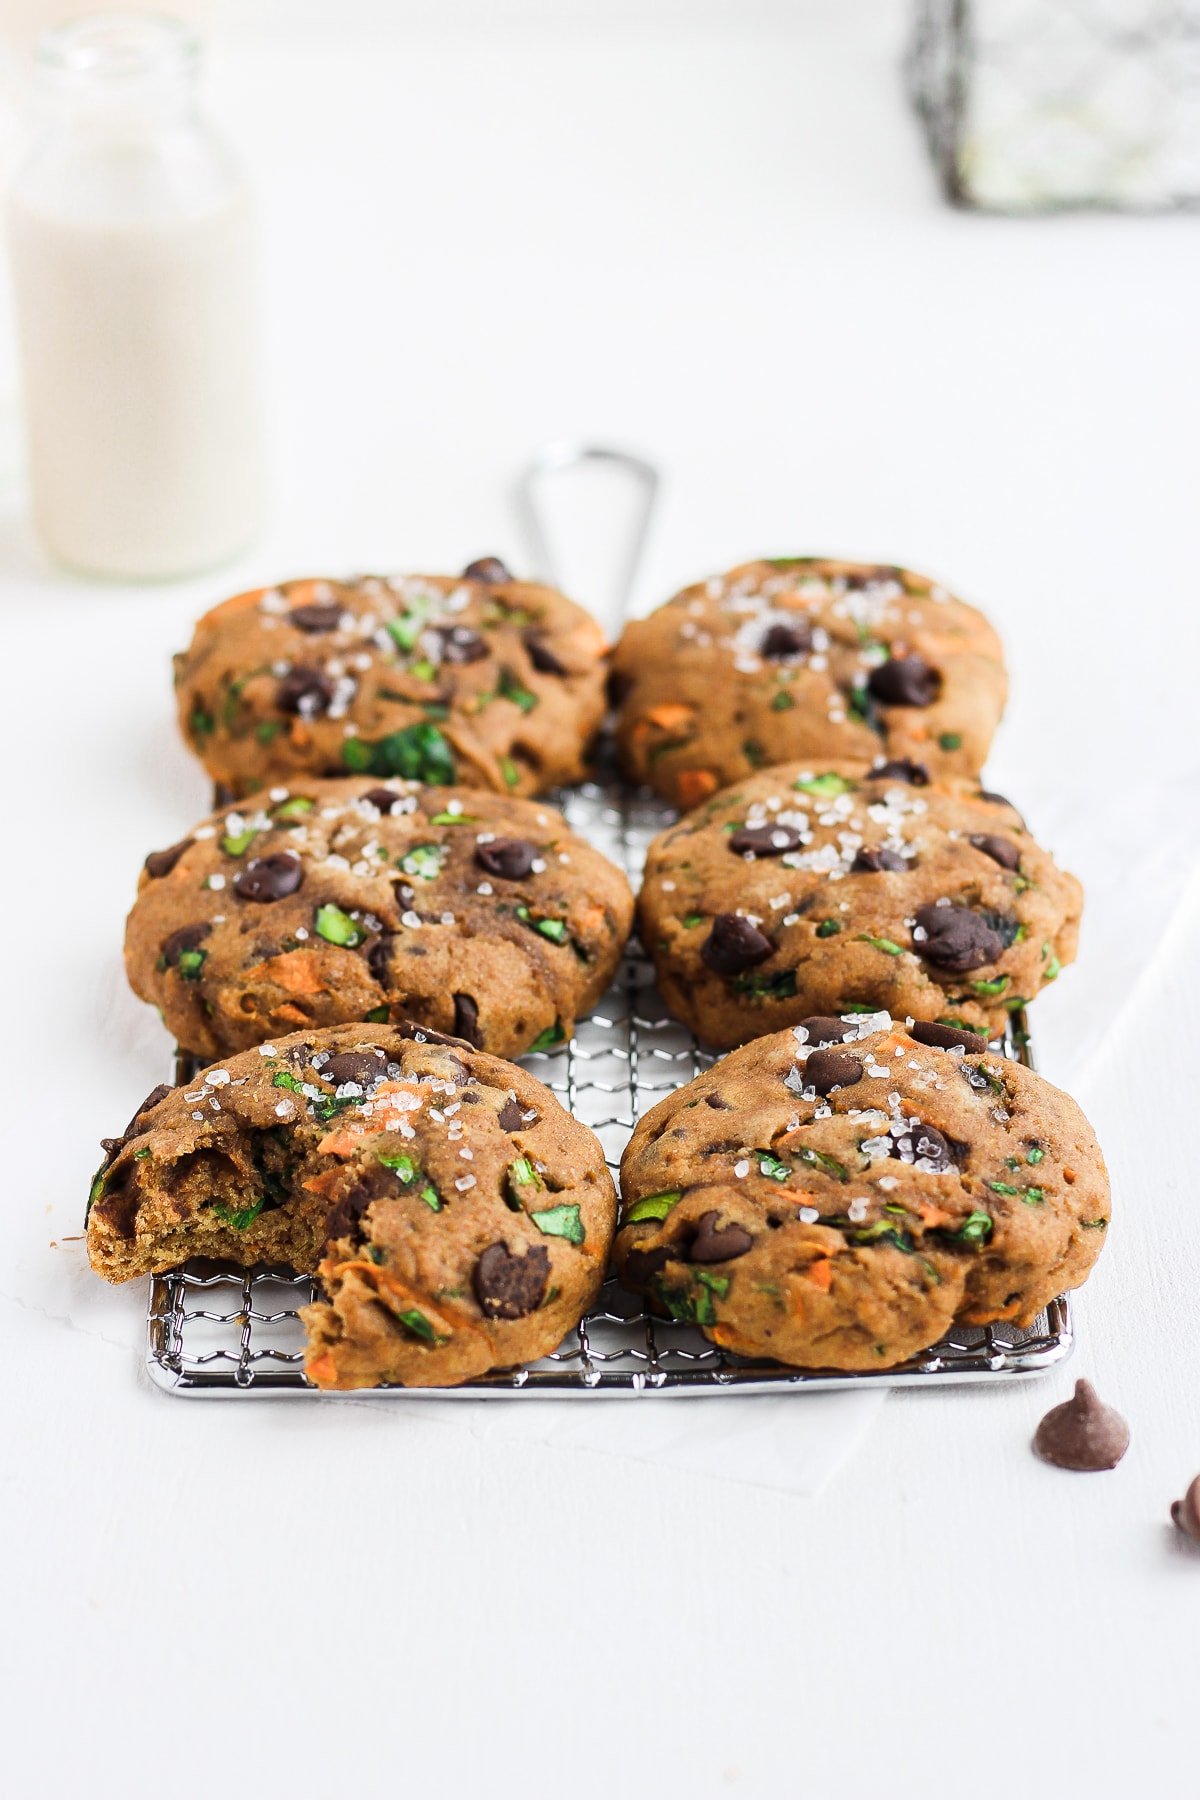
[2,3,1199,1794]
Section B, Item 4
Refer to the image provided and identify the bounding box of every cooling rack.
[145,775,1073,1398]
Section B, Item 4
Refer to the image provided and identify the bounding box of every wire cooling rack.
[145,776,1073,1398]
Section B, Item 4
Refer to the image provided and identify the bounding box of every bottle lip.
[36,12,201,89]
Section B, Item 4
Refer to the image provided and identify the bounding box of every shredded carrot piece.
[676,768,718,808]
[643,702,695,730]
[807,1256,833,1292]
[961,1299,1020,1325]
[304,1352,339,1386]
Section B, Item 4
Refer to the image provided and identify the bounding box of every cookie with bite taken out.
[87,1022,617,1389]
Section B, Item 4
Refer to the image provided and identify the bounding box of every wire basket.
[908,0,1200,211]
[146,776,1075,1399]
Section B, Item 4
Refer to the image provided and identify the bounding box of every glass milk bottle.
[7,13,265,579]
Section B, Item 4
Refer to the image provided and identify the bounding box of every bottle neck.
[36,13,202,137]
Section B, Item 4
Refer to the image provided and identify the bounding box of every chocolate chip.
[289,603,343,633]
[462,556,512,584]
[852,846,909,873]
[124,1083,173,1136]
[234,853,304,903]
[160,922,211,967]
[844,564,902,588]
[473,1242,550,1319]
[392,1018,474,1052]
[276,666,334,717]
[978,789,1027,828]
[796,1016,855,1047]
[1171,1475,1200,1543]
[367,935,394,985]
[607,669,634,708]
[891,1122,955,1171]
[908,1020,989,1054]
[624,1245,671,1285]
[868,758,929,786]
[866,654,942,708]
[474,837,538,880]
[761,620,812,660]
[728,824,805,856]
[701,913,774,976]
[434,625,488,664]
[100,1082,175,1166]
[323,1162,394,1246]
[688,1211,754,1263]
[362,787,403,813]
[320,1048,389,1090]
[498,1096,532,1131]
[913,903,1004,972]
[144,838,193,879]
[524,628,566,675]
[1033,1379,1130,1472]
[453,993,482,1046]
[96,1175,141,1240]
[704,1093,733,1110]
[970,833,1021,871]
[803,1048,863,1094]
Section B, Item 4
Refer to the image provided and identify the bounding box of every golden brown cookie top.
[126,776,633,1062]
[174,560,609,799]
[615,1018,1109,1367]
[637,759,1080,1046]
[612,558,1007,807]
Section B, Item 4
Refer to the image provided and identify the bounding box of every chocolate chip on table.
[760,620,812,659]
[728,824,805,856]
[970,833,1021,871]
[868,759,929,786]
[891,1122,955,1171]
[1171,1475,1200,1543]
[276,665,335,717]
[474,838,538,880]
[289,602,343,633]
[1033,1379,1130,1471]
[866,654,942,708]
[803,1048,863,1094]
[913,903,1004,972]
[908,1020,989,1054]
[362,787,402,813]
[234,853,304,903]
[462,556,513,584]
[852,845,909,873]
[689,1211,754,1263]
[434,625,488,664]
[143,837,193,879]
[473,1241,551,1319]
[796,1016,855,1047]
[160,922,211,966]
[320,1048,389,1089]
[453,993,482,1046]
[701,913,774,975]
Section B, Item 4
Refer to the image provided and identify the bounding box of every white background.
[1,4,1199,1796]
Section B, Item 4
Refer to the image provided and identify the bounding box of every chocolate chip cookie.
[638,760,1079,1047]
[127,777,633,1062]
[615,1016,1108,1371]
[612,558,1007,807]
[174,559,608,799]
[87,1022,617,1388]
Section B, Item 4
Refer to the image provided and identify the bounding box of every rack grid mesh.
[146,778,1073,1398]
